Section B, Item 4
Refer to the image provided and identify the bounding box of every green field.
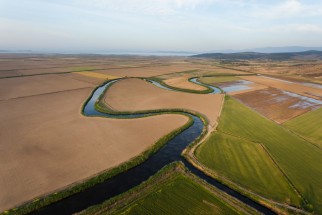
[82,163,248,215]
[196,132,300,205]
[117,175,239,215]
[283,107,322,148]
[216,96,322,212]
[199,76,239,84]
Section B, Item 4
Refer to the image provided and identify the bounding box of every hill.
[192,50,322,61]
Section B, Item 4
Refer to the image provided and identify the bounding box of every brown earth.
[0,88,188,211]
[240,76,322,100]
[60,73,107,85]
[163,76,208,91]
[0,74,94,100]
[233,87,321,123]
[96,64,203,78]
[103,78,224,126]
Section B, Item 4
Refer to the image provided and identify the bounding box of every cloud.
[71,0,228,15]
[291,24,322,34]
[251,0,322,19]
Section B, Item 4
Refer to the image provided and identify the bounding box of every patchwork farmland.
[1,54,322,215]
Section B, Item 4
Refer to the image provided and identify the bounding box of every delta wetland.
[1,53,322,215]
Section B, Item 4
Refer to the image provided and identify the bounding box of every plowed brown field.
[104,78,224,126]
[241,75,322,100]
[0,88,188,211]
[233,87,322,123]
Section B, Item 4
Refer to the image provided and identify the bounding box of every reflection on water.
[190,78,221,94]
[221,80,253,93]
[282,90,322,109]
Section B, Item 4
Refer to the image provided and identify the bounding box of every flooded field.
[216,79,267,94]
[234,87,322,123]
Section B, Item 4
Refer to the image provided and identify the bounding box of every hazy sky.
[1,0,322,53]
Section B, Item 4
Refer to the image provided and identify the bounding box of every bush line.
[3,78,209,215]
[148,77,214,94]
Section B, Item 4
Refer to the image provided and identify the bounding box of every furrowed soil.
[241,75,322,100]
[0,87,188,211]
[233,87,321,123]
[164,76,208,91]
[103,78,224,126]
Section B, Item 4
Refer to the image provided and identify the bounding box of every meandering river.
[33,79,275,215]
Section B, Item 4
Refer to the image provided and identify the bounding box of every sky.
[0,0,322,53]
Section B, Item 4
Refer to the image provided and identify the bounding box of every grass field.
[283,107,322,148]
[199,76,239,84]
[217,96,322,212]
[82,163,246,215]
[117,175,239,215]
[196,132,300,205]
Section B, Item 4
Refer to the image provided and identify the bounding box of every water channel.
[33,79,275,215]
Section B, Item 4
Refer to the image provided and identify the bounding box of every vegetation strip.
[149,77,214,94]
[78,162,258,215]
[2,79,195,215]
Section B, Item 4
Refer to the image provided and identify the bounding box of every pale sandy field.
[104,78,224,126]
[163,76,208,91]
[0,87,188,211]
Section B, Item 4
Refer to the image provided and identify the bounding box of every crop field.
[233,87,322,123]
[96,64,215,78]
[163,76,208,91]
[73,71,119,80]
[217,59,322,84]
[113,174,239,214]
[215,79,267,95]
[2,55,208,212]
[196,132,300,205]
[241,75,322,100]
[81,163,246,215]
[284,107,322,147]
[1,54,322,214]
[0,85,188,211]
[198,76,240,84]
[0,74,94,100]
[217,96,322,213]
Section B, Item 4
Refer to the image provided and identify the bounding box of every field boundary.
[149,76,214,94]
[78,161,259,215]
[2,79,199,215]
[183,95,310,215]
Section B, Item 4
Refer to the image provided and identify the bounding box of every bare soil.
[0,88,188,211]
[96,64,203,78]
[0,74,94,100]
[164,76,208,91]
[104,78,224,126]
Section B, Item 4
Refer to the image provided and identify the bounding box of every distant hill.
[191,50,322,60]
